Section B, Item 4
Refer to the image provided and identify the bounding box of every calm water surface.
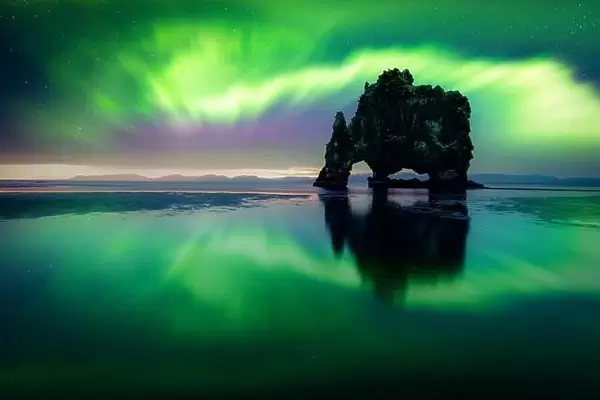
[1,188,599,397]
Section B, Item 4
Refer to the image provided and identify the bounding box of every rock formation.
[313,68,480,190]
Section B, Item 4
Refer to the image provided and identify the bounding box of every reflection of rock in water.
[320,190,470,303]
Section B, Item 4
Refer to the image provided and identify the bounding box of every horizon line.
[0,163,599,181]
[1,172,600,181]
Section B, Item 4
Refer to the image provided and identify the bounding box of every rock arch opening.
[348,161,371,186]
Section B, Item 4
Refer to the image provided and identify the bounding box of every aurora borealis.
[1,0,599,178]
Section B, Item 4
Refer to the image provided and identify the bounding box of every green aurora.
[1,0,599,175]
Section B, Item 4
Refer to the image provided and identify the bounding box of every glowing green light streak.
[54,22,599,146]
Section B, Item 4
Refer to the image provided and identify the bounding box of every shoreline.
[1,186,600,194]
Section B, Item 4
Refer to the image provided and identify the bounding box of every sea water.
[0,188,599,396]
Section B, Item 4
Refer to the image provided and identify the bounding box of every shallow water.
[0,188,599,397]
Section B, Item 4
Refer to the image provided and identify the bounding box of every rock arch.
[313,69,476,190]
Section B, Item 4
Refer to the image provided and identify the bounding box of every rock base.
[312,180,349,191]
[367,177,486,191]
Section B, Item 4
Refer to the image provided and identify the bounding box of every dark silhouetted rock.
[367,177,486,190]
[313,68,482,191]
[312,112,354,190]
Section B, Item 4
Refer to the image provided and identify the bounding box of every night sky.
[1,0,599,179]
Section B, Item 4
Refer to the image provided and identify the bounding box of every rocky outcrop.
[313,68,479,190]
[312,112,355,190]
[367,177,485,190]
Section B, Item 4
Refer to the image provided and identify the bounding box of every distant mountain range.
[67,173,316,183]
[65,173,600,187]
[465,173,600,187]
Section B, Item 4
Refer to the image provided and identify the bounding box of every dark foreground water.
[0,188,599,398]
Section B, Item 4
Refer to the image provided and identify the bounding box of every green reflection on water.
[3,193,600,315]
[1,191,600,394]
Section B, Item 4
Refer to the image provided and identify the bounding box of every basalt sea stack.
[313,68,483,190]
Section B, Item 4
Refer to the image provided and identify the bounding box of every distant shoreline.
[1,172,600,189]
[0,188,317,196]
[485,186,600,192]
[1,186,599,194]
